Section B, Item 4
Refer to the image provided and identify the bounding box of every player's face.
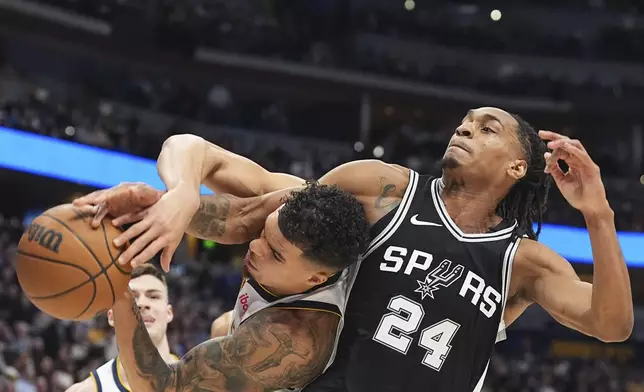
[443,107,527,182]
[108,275,173,343]
[244,210,332,295]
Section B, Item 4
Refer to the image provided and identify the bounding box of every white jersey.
[91,355,179,392]
[228,269,351,391]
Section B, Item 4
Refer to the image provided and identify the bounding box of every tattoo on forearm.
[129,301,339,392]
[375,177,401,211]
[191,194,231,238]
[130,295,177,390]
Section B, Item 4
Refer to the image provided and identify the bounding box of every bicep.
[533,274,593,333]
[175,309,339,390]
[318,160,409,198]
[521,242,595,336]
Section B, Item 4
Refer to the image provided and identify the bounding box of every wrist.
[582,204,614,225]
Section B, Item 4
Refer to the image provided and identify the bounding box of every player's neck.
[155,335,173,362]
[439,177,503,233]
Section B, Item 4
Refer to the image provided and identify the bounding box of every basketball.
[15,204,131,321]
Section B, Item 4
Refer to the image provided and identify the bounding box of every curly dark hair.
[496,114,552,240]
[278,181,371,270]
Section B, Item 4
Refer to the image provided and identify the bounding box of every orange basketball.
[15,204,131,321]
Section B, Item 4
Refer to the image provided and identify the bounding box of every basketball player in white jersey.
[66,265,178,392]
[74,181,371,391]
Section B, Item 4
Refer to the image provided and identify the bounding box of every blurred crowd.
[1,65,643,232]
[26,0,644,102]
[1,1,643,391]
[1,220,643,392]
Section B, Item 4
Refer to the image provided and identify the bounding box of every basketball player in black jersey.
[75,107,633,392]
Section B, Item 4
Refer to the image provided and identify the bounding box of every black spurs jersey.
[304,171,521,392]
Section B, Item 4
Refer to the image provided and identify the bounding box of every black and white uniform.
[304,172,521,392]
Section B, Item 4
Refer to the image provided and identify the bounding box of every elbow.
[163,134,204,149]
[593,312,634,343]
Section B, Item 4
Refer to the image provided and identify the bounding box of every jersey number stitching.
[372,295,460,371]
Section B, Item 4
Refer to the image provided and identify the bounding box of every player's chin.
[440,154,463,170]
[144,322,160,335]
[146,327,165,342]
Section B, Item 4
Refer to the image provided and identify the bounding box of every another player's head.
[441,107,551,239]
[108,264,173,345]
[245,181,370,295]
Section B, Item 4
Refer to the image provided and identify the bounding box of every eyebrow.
[268,242,285,261]
[466,110,504,129]
[263,228,285,261]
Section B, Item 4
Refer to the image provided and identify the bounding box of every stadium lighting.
[373,145,385,158]
[354,141,365,152]
[404,0,415,11]
[490,9,502,21]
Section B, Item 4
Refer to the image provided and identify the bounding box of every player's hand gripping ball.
[15,204,131,320]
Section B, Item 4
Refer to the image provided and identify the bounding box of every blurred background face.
[108,275,173,344]
[244,211,329,295]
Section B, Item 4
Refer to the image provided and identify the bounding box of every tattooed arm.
[112,291,339,392]
[186,187,298,244]
[318,160,410,225]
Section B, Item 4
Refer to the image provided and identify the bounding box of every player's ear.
[166,304,174,323]
[107,309,115,327]
[507,159,527,181]
[307,271,330,287]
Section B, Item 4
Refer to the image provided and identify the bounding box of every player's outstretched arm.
[513,237,632,343]
[509,131,633,343]
[112,291,339,392]
[158,134,305,198]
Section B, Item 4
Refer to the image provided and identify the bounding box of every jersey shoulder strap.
[231,269,349,333]
[93,358,128,392]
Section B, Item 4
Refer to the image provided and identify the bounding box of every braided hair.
[496,114,552,240]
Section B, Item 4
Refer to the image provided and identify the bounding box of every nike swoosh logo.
[410,214,443,227]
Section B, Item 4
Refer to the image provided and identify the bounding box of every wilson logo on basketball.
[26,223,63,253]
[238,293,250,316]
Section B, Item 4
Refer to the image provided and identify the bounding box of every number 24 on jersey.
[373,295,460,371]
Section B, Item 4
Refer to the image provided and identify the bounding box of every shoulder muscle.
[65,376,97,392]
[211,310,233,338]
[319,160,410,224]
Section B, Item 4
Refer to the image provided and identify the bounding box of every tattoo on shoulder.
[375,177,402,211]
[132,303,339,392]
[192,194,231,238]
